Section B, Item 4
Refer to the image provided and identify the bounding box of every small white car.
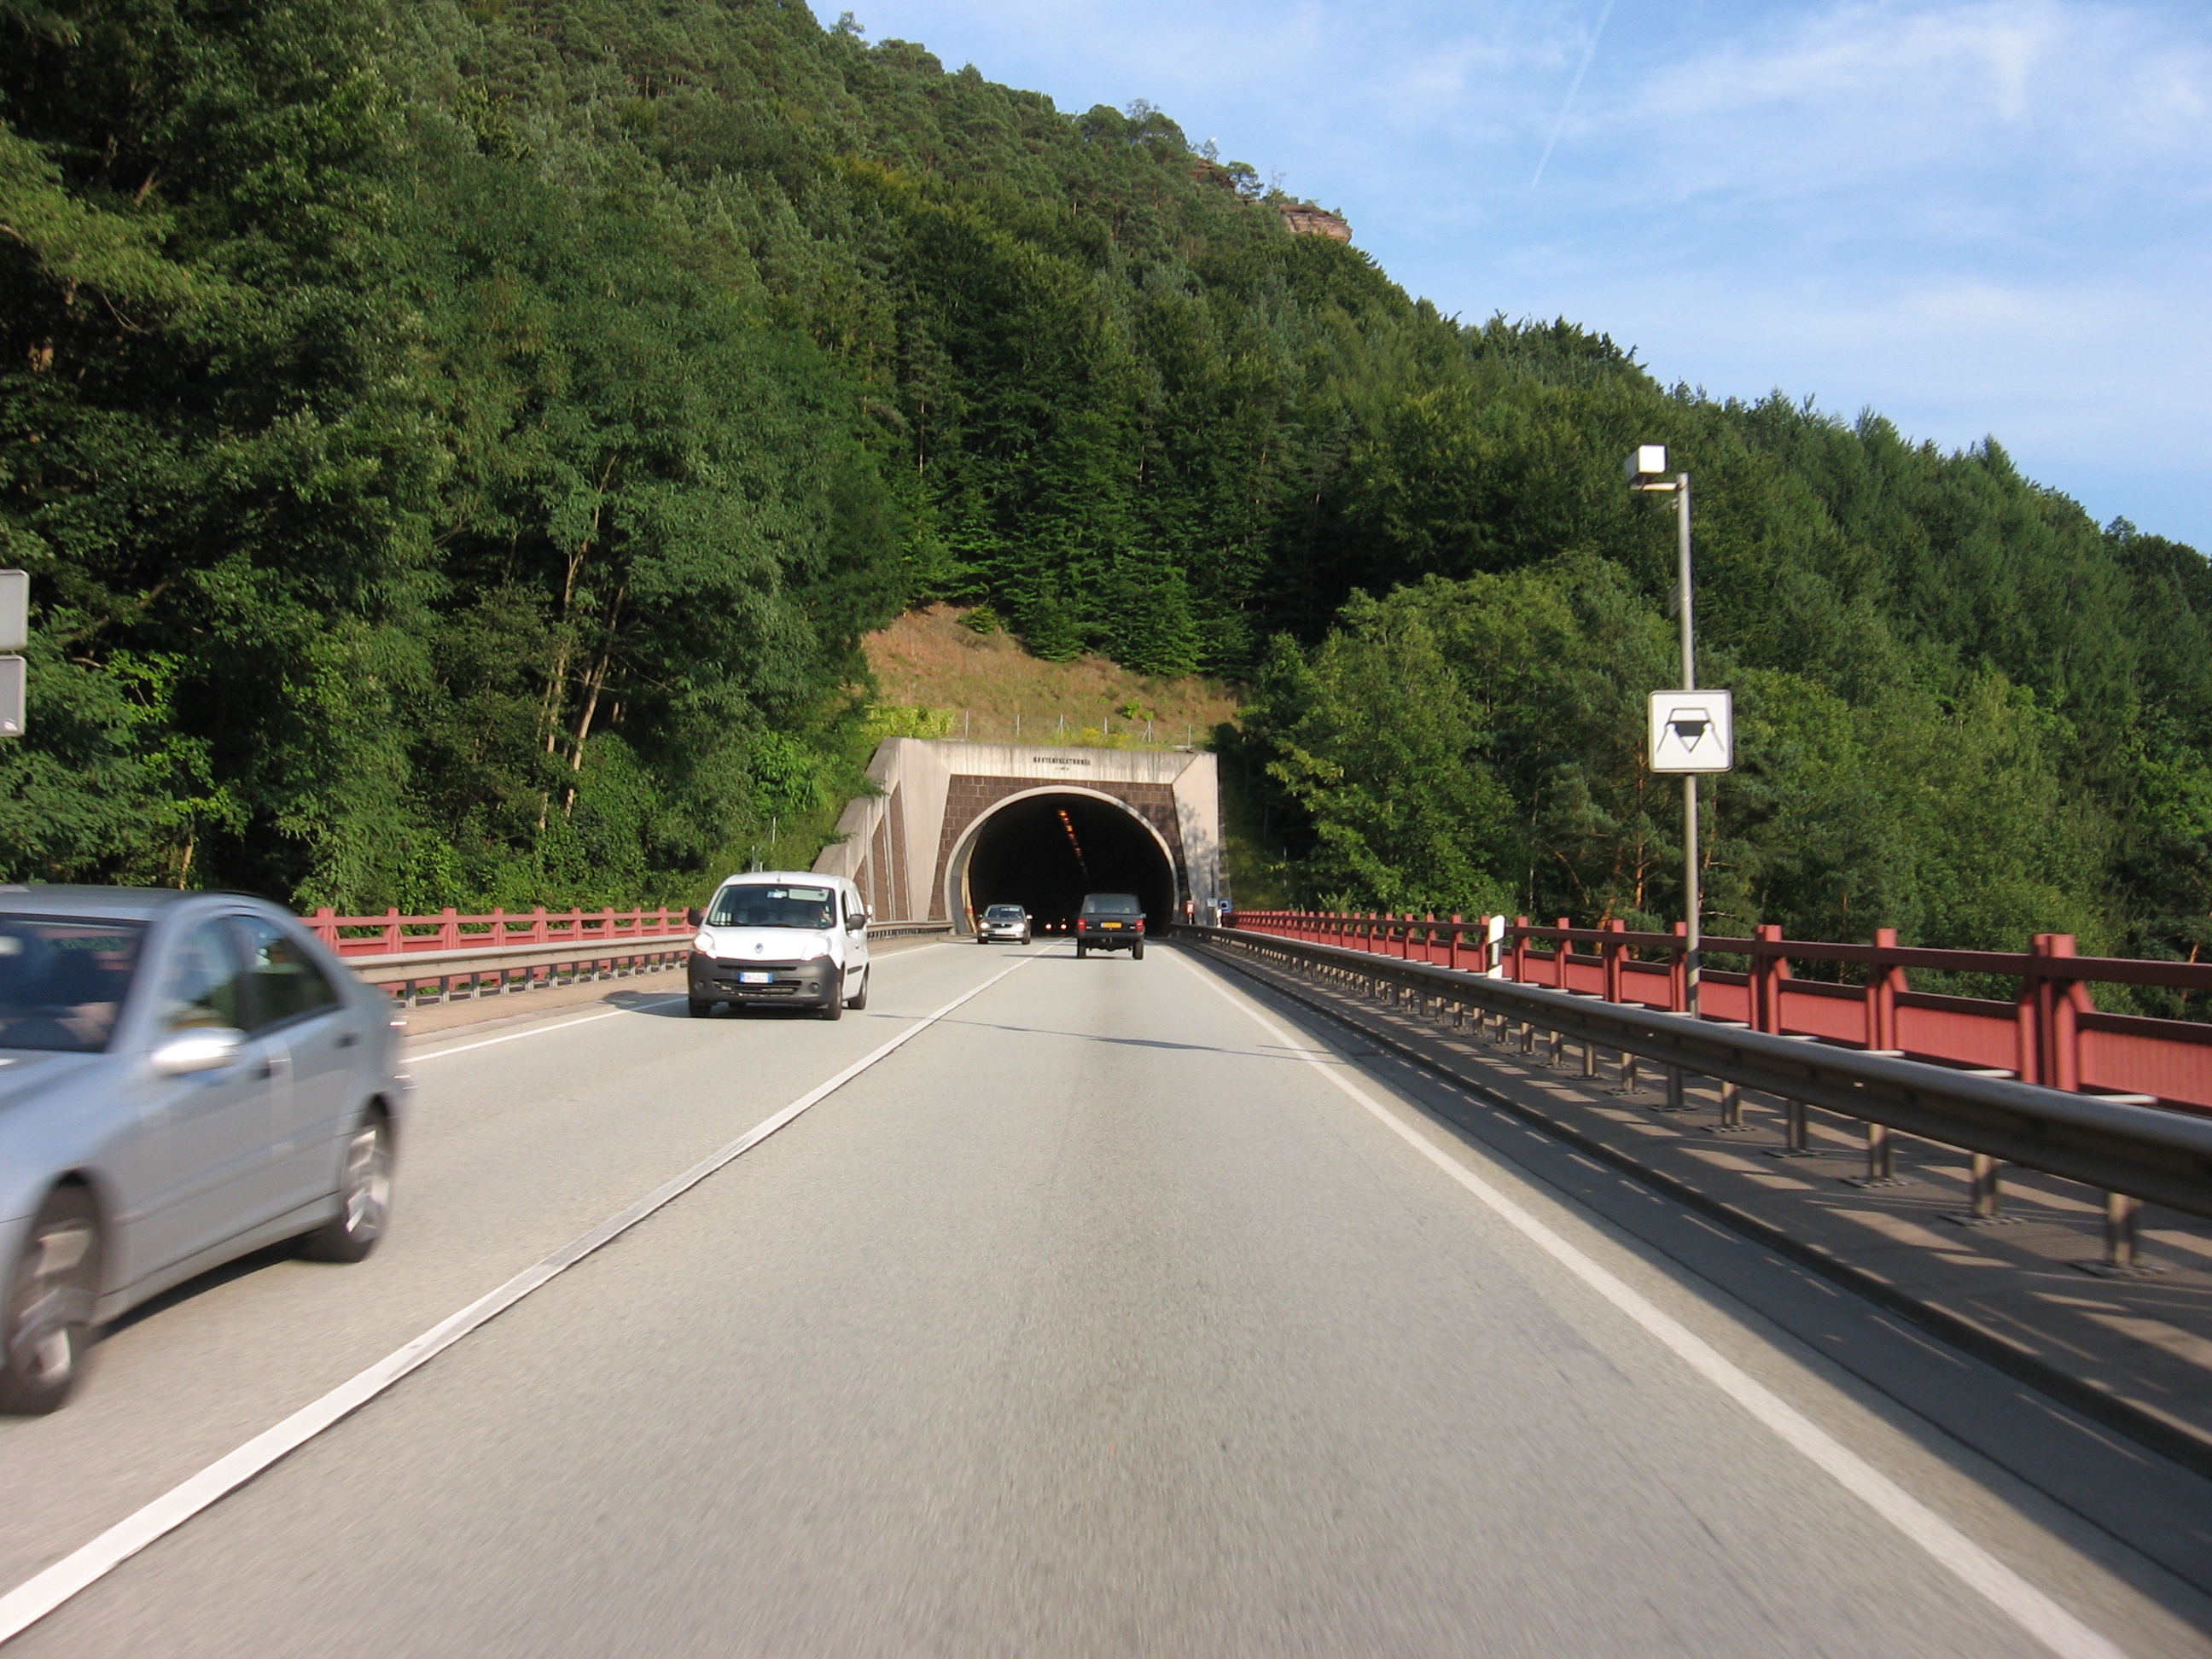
[975,904,1031,944]
[687,873,870,1021]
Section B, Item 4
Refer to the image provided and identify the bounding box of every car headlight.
[694,930,715,953]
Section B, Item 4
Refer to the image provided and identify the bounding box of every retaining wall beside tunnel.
[813,738,1222,932]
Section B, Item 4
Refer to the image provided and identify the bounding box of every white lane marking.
[409,1001,681,1062]
[0,951,1036,1645]
[404,940,960,1062]
[402,942,955,1057]
[1168,951,2129,1659]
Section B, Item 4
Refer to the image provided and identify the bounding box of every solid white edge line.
[0,949,1039,1645]
[1167,948,2130,1659]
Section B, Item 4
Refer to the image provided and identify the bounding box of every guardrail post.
[2081,1192,2165,1276]
[1763,1033,1822,1156]
[439,907,458,950]
[1554,918,1573,990]
[1859,1122,1899,1185]
[1660,921,1691,1109]
[1446,915,1462,972]
[1511,917,1529,984]
[1945,1153,2018,1226]
[1718,1080,1744,1130]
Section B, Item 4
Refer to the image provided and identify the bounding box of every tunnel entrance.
[957,791,1178,935]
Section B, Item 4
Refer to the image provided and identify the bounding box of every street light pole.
[1672,472,1698,1017]
[1625,449,1701,1019]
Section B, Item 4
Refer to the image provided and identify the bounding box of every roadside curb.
[1180,938,2212,1487]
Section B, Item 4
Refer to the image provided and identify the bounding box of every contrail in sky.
[1532,0,1618,188]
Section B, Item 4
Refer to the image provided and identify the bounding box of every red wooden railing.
[304,905,695,958]
[1226,911,2212,1116]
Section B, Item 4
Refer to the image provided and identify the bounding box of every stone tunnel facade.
[812,739,1222,928]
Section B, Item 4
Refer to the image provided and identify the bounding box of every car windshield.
[0,916,147,1053]
[985,906,1025,921]
[708,885,835,929]
[1080,894,1141,915]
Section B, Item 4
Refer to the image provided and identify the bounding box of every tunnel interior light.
[1057,807,1091,882]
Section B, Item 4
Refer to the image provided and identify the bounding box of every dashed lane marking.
[0,949,1038,1645]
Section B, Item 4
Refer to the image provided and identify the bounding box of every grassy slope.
[862,606,1238,748]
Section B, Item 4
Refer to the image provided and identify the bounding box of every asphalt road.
[3,940,2209,1656]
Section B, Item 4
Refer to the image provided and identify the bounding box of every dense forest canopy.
[3,0,2208,993]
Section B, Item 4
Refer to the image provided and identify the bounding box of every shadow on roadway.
[99,1237,315,1345]
[1174,945,2212,1632]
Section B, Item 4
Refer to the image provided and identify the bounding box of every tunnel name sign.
[1647,690,1732,773]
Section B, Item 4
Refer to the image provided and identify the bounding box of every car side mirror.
[686,907,703,927]
[847,911,868,931]
[152,1027,246,1076]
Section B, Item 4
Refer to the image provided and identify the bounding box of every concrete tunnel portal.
[812,739,1222,933]
[957,790,1179,934]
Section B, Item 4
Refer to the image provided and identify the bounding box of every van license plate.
[739,971,772,984]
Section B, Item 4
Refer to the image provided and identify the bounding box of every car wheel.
[1075,941,1087,958]
[818,981,844,1021]
[1132,939,1145,960]
[688,998,716,1017]
[0,1185,101,1416]
[847,966,869,1010]
[300,1113,393,1265]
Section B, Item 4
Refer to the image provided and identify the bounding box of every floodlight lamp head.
[1626,445,1674,491]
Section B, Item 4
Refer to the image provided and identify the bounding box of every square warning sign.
[1648,690,1732,773]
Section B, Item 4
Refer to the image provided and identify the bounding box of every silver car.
[975,904,1031,944]
[0,888,407,1413]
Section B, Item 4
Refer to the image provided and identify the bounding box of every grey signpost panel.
[0,569,25,736]
[0,570,24,651]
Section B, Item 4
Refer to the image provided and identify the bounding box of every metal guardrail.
[346,921,954,1004]
[1189,926,2212,1226]
[1228,909,2212,1110]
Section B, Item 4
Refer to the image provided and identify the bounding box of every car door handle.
[336,1032,358,1049]
[255,1059,276,1080]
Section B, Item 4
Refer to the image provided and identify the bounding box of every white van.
[686,871,870,1021]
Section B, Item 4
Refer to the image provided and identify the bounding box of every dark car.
[0,888,407,1413]
[1074,894,1145,959]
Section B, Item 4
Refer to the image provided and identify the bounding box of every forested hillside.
[3,0,2207,981]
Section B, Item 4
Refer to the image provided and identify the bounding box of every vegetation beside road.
[1,0,2205,987]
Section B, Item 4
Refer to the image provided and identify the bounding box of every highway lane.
[0,940,994,1594]
[5,940,2210,1655]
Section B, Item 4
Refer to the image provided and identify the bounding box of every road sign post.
[0,569,25,739]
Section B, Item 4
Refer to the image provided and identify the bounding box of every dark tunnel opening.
[962,794,1178,935]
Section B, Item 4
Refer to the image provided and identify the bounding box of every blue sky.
[843,0,2212,550]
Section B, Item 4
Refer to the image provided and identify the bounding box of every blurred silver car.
[975,904,1031,944]
[0,888,408,1413]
